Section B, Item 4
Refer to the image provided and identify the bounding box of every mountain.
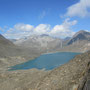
[0,34,18,57]
[53,30,90,53]
[13,31,90,53]
[14,34,62,52]
[67,30,90,45]
[58,30,90,52]
[0,34,43,71]
[0,30,90,59]
[0,34,14,46]
[9,39,17,42]
[0,34,41,61]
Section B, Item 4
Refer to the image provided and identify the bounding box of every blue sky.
[0,0,90,39]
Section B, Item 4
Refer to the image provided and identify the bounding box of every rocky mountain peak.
[67,30,90,45]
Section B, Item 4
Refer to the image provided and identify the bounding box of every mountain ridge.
[67,30,90,45]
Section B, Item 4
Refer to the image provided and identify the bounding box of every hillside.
[0,34,19,57]
[33,51,90,90]
[0,34,42,71]
[55,30,90,53]
[0,50,90,90]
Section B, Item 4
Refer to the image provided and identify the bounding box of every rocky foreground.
[35,51,90,90]
[0,51,90,90]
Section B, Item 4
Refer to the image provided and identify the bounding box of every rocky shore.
[0,51,90,90]
[35,51,90,90]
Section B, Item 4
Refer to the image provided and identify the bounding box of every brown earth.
[0,51,90,90]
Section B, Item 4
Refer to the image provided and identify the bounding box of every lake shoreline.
[9,52,81,71]
[42,51,82,55]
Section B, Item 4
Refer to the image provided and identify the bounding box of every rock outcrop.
[78,59,90,90]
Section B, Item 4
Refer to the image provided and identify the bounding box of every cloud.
[34,24,50,35]
[66,0,90,17]
[4,24,34,39]
[14,23,34,31]
[3,18,77,39]
[50,18,77,38]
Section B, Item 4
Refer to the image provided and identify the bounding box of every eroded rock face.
[78,61,90,90]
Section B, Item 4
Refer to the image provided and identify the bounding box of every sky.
[0,0,90,39]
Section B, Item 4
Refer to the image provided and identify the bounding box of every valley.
[0,30,90,90]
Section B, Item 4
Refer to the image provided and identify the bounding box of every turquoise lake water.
[9,52,80,70]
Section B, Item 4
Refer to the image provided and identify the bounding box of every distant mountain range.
[14,34,62,52]
[0,30,90,59]
[0,30,90,73]
[12,30,90,52]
